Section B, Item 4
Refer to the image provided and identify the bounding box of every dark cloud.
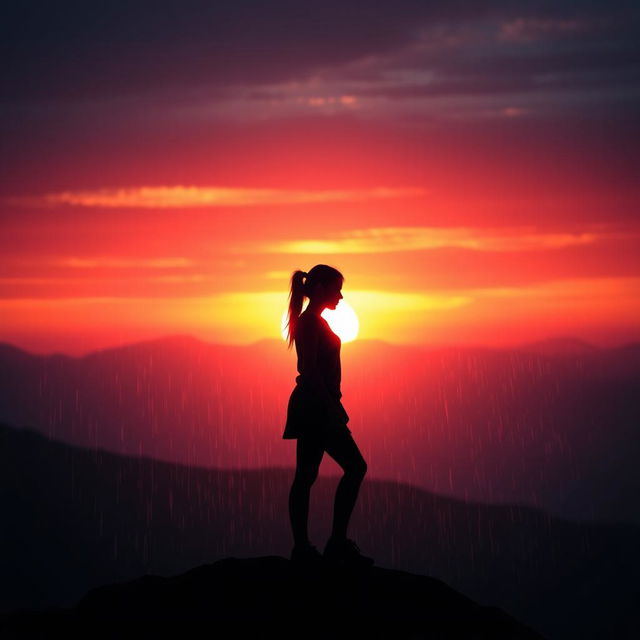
[2,0,425,100]
[2,0,638,102]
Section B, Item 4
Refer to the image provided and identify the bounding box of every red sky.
[1,1,639,355]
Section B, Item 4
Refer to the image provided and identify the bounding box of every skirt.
[282,384,351,440]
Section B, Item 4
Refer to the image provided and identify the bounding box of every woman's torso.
[294,310,342,401]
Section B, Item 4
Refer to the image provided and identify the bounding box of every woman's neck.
[306,301,326,316]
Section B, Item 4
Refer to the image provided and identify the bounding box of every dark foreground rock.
[1,556,545,639]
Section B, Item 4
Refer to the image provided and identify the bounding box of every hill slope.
[2,422,639,638]
[0,556,545,639]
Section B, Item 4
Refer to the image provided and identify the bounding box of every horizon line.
[1,332,638,359]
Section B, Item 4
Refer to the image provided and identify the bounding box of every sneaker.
[323,537,374,567]
[290,542,324,565]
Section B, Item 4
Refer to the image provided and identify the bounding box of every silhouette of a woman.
[283,265,373,567]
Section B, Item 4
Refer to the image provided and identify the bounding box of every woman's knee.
[345,457,367,480]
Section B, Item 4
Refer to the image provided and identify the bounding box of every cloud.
[14,186,427,208]
[0,274,207,285]
[342,289,472,311]
[498,17,590,43]
[4,1,637,107]
[57,257,195,268]
[249,225,633,254]
[467,275,640,304]
[265,271,295,281]
[1,1,435,102]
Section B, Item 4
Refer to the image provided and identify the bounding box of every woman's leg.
[324,430,368,541]
[288,435,325,546]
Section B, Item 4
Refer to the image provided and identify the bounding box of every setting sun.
[323,299,359,343]
[281,299,359,343]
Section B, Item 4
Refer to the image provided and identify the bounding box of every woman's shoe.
[323,537,374,567]
[290,542,324,565]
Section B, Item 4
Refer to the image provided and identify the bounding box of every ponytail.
[285,270,307,349]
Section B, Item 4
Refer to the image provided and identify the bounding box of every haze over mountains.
[1,334,638,525]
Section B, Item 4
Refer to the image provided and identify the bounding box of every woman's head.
[285,264,344,349]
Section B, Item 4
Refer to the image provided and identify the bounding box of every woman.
[283,264,373,567]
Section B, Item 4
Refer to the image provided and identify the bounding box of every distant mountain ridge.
[4,332,640,359]
[517,336,600,356]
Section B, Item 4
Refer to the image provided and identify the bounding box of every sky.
[1,0,639,355]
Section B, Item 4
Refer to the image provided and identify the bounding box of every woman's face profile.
[309,277,343,310]
[324,279,343,309]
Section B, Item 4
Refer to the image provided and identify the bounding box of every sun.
[281,299,359,343]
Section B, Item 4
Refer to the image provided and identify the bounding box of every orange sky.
[2,3,639,355]
[2,184,639,355]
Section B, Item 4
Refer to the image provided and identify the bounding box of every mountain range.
[1,334,638,525]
